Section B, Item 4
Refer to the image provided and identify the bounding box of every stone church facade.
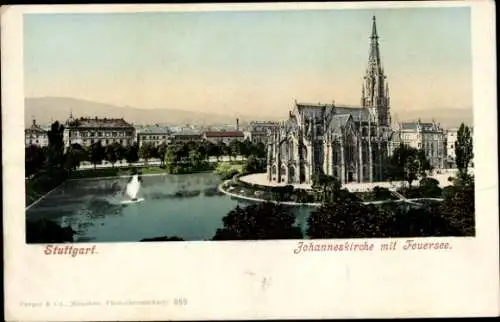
[267,16,393,185]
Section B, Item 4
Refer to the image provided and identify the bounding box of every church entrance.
[347,171,354,182]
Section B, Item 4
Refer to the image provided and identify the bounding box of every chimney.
[236,118,239,131]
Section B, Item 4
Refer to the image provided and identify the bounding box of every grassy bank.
[214,162,244,180]
[25,169,68,207]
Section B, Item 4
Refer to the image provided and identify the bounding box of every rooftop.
[137,125,170,135]
[171,129,201,136]
[66,117,134,129]
[400,120,443,131]
[25,119,47,134]
[204,131,245,138]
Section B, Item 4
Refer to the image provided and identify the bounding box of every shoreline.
[25,182,66,211]
[26,171,217,210]
[218,180,443,207]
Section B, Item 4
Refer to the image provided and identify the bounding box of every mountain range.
[24,96,473,129]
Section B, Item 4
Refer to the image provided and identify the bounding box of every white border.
[2,2,498,320]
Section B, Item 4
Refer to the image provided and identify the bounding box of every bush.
[397,187,423,199]
[372,186,394,200]
[295,188,314,203]
[419,177,443,198]
[214,162,240,179]
[26,218,75,243]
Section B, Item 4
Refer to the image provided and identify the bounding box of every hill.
[24,97,280,127]
[24,96,472,129]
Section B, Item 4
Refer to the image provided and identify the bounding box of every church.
[267,16,393,185]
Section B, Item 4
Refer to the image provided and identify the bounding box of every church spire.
[368,15,381,67]
[361,15,390,127]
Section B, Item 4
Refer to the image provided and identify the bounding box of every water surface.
[26,173,311,242]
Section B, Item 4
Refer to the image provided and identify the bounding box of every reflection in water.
[26,172,312,242]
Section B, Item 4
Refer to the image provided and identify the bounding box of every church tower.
[361,16,391,127]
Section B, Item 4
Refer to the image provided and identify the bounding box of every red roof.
[204,131,244,138]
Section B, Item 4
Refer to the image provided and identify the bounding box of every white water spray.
[126,174,141,200]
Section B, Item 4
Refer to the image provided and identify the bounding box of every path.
[76,155,246,170]
[219,180,434,207]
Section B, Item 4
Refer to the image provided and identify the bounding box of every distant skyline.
[24,7,472,119]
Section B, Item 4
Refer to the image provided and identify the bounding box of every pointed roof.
[328,114,352,133]
[368,16,381,67]
[371,15,378,39]
[25,118,47,134]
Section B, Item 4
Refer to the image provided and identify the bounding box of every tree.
[188,149,204,168]
[63,144,86,172]
[217,141,229,160]
[311,173,341,203]
[46,121,65,168]
[307,196,387,239]
[212,203,303,240]
[254,142,267,159]
[205,141,220,161]
[114,143,126,164]
[416,149,432,177]
[25,144,46,176]
[378,202,462,238]
[157,143,168,166]
[419,177,442,198]
[88,141,105,169]
[139,142,155,165]
[455,123,473,177]
[239,139,253,158]
[26,218,75,243]
[104,143,119,168]
[125,143,139,165]
[439,177,475,236]
[242,155,265,174]
[388,143,431,187]
[229,140,241,160]
[165,144,183,172]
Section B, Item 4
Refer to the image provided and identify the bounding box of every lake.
[25,172,312,242]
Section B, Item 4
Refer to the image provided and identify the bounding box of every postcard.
[2,1,498,320]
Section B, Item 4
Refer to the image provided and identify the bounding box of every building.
[444,126,474,168]
[445,128,458,168]
[391,120,447,170]
[137,125,171,147]
[267,16,392,185]
[245,121,280,144]
[170,129,202,143]
[63,115,135,148]
[203,131,245,145]
[25,119,49,147]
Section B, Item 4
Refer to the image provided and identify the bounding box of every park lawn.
[141,167,168,174]
[217,162,243,172]
[69,167,130,179]
[69,166,170,179]
[353,191,399,202]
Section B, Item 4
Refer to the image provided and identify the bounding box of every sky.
[24,6,472,118]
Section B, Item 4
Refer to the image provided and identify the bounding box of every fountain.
[122,174,144,204]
